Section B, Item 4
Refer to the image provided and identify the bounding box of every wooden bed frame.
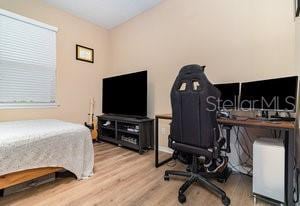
[0,167,61,190]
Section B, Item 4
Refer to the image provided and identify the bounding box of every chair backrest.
[170,64,220,149]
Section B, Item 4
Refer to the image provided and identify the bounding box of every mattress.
[0,119,94,179]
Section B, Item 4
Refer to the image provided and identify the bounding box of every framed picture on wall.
[76,44,94,63]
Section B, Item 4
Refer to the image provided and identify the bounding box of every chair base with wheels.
[164,156,231,205]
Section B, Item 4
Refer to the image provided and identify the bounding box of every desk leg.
[155,116,159,167]
[286,129,295,206]
[155,117,173,168]
[224,126,232,153]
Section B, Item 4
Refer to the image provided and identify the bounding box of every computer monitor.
[240,76,298,111]
[214,83,240,109]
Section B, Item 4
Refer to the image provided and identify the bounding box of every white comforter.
[0,119,94,179]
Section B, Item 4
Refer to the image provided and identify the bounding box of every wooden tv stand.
[97,115,154,154]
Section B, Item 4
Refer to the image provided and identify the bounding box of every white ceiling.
[44,0,162,29]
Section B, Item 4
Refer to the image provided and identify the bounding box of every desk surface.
[156,114,295,130]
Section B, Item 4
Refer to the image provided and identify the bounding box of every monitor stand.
[270,111,295,122]
[271,111,281,119]
[261,110,269,119]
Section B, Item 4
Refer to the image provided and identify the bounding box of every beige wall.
[0,0,297,125]
[0,0,109,123]
[109,0,297,117]
[294,19,300,167]
[296,19,300,76]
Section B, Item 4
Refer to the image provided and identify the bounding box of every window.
[0,9,57,108]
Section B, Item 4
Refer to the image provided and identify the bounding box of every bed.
[0,119,94,190]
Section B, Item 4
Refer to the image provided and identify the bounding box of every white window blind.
[0,9,58,108]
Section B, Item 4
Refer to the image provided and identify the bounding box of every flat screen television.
[102,71,147,117]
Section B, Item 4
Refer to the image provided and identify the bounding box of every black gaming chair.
[164,65,231,205]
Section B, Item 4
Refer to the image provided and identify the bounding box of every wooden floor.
[0,143,269,206]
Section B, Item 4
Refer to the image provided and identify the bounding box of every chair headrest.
[174,64,211,89]
[179,64,206,76]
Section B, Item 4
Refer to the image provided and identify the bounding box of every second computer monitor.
[214,83,240,109]
[240,76,298,111]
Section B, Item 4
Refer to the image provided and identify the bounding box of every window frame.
[0,9,58,109]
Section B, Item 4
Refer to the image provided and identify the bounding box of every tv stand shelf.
[97,115,154,154]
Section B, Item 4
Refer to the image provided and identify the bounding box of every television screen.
[240,76,298,111]
[102,71,147,117]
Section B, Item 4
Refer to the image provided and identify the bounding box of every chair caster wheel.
[178,194,186,203]
[222,196,230,206]
[164,175,170,181]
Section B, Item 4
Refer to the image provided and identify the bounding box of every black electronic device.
[102,71,147,117]
[240,76,298,111]
[214,83,240,109]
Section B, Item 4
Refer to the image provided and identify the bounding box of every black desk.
[154,114,296,206]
